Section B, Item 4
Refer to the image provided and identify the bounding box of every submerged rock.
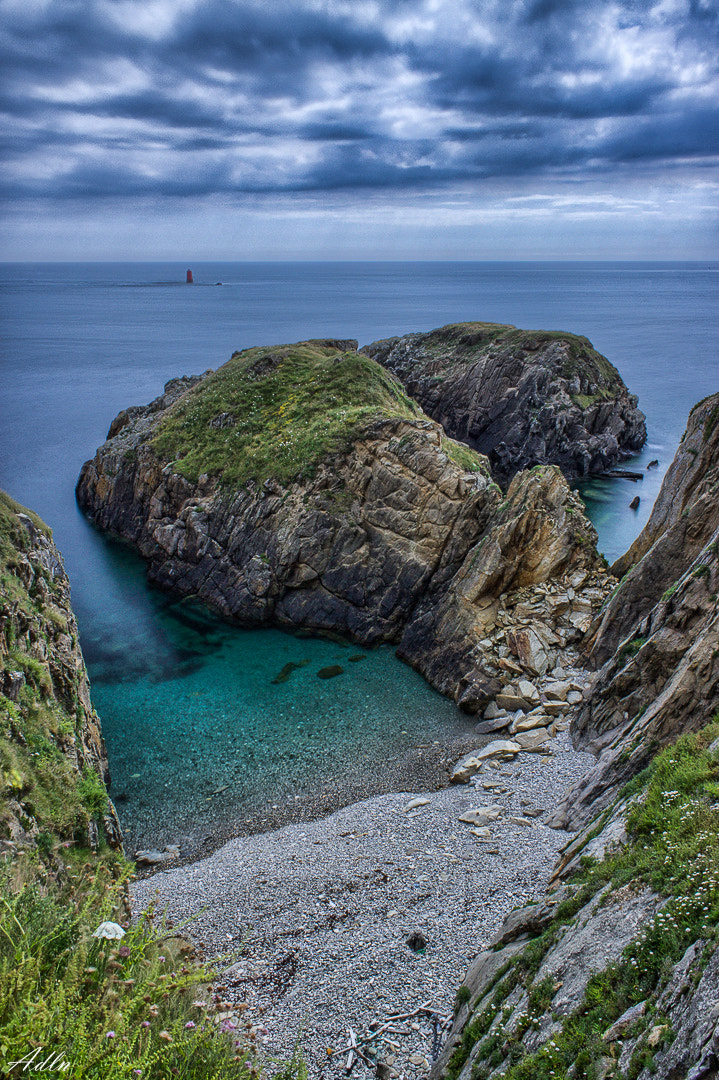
[362,321,646,484]
[316,665,344,680]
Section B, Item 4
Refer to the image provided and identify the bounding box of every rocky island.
[362,323,646,483]
[76,331,624,715]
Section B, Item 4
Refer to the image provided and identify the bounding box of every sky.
[1,0,718,260]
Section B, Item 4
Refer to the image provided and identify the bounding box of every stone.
[541,680,572,701]
[566,690,584,705]
[469,826,491,838]
[406,930,428,952]
[474,715,510,734]
[508,816,534,827]
[458,805,504,825]
[517,679,541,705]
[514,728,551,749]
[629,495,640,510]
[602,1000,646,1041]
[507,627,550,676]
[511,712,549,734]
[404,798,429,812]
[483,700,506,720]
[495,691,529,712]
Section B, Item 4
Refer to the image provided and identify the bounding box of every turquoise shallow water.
[1,261,716,851]
[88,543,473,854]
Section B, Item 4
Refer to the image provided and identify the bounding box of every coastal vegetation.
[151,342,423,486]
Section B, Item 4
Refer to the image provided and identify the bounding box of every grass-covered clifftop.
[151,340,426,486]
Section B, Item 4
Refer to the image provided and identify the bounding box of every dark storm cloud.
[1,0,717,202]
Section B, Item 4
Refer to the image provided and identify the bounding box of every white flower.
[93,921,126,940]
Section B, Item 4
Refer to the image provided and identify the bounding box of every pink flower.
[185,1021,196,1029]
[141,1021,151,1028]
[105,1031,116,1039]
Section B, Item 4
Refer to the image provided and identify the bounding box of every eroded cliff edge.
[362,322,646,484]
[76,339,610,714]
[0,491,121,851]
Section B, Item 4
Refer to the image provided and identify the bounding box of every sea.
[1,261,717,853]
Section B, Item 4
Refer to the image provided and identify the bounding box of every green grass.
[447,721,719,1080]
[0,853,305,1079]
[151,342,422,486]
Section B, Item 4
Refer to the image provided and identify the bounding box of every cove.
[86,537,474,856]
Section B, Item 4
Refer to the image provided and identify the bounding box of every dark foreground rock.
[362,322,646,484]
[0,491,121,851]
[76,340,608,714]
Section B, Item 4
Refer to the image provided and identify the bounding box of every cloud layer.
[2,0,718,206]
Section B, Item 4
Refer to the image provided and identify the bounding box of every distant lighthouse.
[186,269,194,284]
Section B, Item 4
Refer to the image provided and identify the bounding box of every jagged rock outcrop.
[76,340,607,714]
[549,393,719,831]
[361,322,646,484]
[0,491,121,851]
[587,390,719,666]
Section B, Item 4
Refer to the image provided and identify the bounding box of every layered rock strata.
[76,341,609,714]
[362,322,646,484]
[0,491,121,851]
[551,392,719,830]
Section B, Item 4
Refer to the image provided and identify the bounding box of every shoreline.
[131,729,595,1078]
[127,727,485,872]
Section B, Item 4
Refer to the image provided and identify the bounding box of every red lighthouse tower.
[186,269,194,284]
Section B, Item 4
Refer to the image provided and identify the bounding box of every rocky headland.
[361,323,646,484]
[76,336,616,720]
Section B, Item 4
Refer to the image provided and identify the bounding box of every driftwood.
[337,1000,451,1072]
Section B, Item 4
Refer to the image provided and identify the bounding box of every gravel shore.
[132,730,594,1078]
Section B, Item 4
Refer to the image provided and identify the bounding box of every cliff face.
[549,393,719,831]
[0,491,121,851]
[76,340,606,714]
[587,391,719,666]
[361,322,646,485]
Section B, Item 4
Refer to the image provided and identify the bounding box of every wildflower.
[192,1001,207,1009]
[159,1031,172,1042]
[118,945,131,958]
[141,1021,151,1028]
[185,1021,196,1029]
[105,1031,116,1039]
[93,921,126,940]
[159,955,166,962]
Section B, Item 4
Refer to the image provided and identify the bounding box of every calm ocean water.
[1,261,717,850]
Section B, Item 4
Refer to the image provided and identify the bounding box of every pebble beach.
[131,729,595,1078]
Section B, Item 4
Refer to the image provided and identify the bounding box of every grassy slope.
[0,491,304,1078]
[151,341,427,486]
[0,491,108,845]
